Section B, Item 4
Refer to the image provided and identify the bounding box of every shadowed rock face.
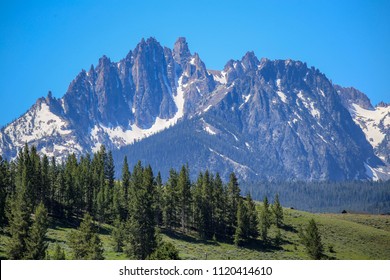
[0,37,388,181]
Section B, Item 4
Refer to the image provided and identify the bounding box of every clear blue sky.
[1,0,389,127]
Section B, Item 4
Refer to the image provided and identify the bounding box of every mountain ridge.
[0,37,389,181]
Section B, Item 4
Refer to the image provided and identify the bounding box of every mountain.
[0,37,389,181]
[336,86,390,179]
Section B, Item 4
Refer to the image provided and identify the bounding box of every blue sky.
[0,0,389,127]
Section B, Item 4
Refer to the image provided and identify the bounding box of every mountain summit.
[0,37,389,181]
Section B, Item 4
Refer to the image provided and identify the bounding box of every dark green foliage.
[274,228,282,247]
[111,218,125,253]
[162,169,179,230]
[242,180,390,214]
[226,173,241,236]
[234,194,259,246]
[212,173,227,240]
[5,192,31,259]
[178,165,191,232]
[246,194,259,239]
[272,193,283,227]
[68,213,104,260]
[5,149,32,260]
[52,243,66,260]
[119,156,130,221]
[125,164,157,259]
[234,199,249,246]
[0,155,9,227]
[5,144,386,260]
[147,241,180,260]
[259,196,271,241]
[299,219,324,260]
[25,202,49,260]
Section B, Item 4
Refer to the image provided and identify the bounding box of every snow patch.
[364,163,379,181]
[350,104,388,148]
[317,133,328,144]
[91,75,187,151]
[239,94,252,109]
[209,148,252,179]
[203,105,212,112]
[213,71,227,84]
[276,91,287,103]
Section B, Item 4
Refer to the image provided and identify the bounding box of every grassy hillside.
[1,208,389,260]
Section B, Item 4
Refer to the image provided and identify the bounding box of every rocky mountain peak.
[241,51,259,72]
[335,85,373,110]
[1,37,388,181]
[173,37,191,67]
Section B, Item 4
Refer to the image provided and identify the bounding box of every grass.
[1,208,389,260]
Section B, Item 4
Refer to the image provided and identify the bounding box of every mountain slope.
[0,37,388,181]
[336,86,390,179]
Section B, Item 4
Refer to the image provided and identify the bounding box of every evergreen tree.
[212,173,226,240]
[234,199,249,246]
[299,219,323,260]
[177,165,191,232]
[192,172,204,236]
[125,164,157,259]
[111,218,125,253]
[154,171,164,226]
[25,202,49,260]
[147,230,180,260]
[246,194,259,239]
[5,195,31,259]
[226,173,240,237]
[0,156,9,227]
[201,170,213,238]
[272,193,284,228]
[68,213,104,260]
[52,243,66,260]
[47,156,57,214]
[259,196,271,242]
[120,156,131,221]
[162,169,179,229]
[147,242,180,260]
[79,155,92,214]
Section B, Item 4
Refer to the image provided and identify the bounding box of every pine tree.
[201,170,213,239]
[52,243,66,260]
[0,156,9,227]
[272,193,284,228]
[125,164,157,259]
[111,218,125,253]
[192,172,204,236]
[212,173,226,240]
[147,242,180,260]
[68,213,104,260]
[5,196,31,259]
[40,155,50,209]
[246,194,259,239]
[162,169,179,229]
[25,202,49,259]
[177,165,191,232]
[234,199,249,246]
[154,171,163,226]
[299,219,323,260]
[120,156,131,221]
[226,172,240,237]
[259,196,271,242]
[6,149,32,259]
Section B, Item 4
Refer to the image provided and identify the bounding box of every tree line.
[0,144,323,260]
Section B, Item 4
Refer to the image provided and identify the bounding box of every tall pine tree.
[25,202,49,260]
[125,164,157,259]
[68,213,104,260]
[259,196,271,242]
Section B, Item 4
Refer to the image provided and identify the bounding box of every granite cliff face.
[0,37,388,181]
